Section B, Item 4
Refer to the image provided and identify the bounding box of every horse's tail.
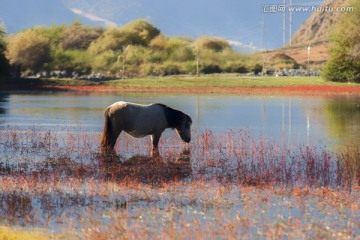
[101,107,112,151]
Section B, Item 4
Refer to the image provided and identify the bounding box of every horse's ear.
[188,115,192,125]
[185,114,192,125]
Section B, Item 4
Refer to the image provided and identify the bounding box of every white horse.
[101,101,192,153]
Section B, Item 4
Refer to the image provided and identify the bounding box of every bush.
[194,36,230,52]
[252,64,263,75]
[322,48,360,82]
[6,30,51,72]
[202,64,222,74]
[323,0,360,82]
[223,62,248,73]
[160,62,181,76]
[168,46,195,62]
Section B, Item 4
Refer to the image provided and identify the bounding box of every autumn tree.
[62,22,103,50]
[88,19,160,74]
[165,37,194,62]
[119,19,160,46]
[6,30,51,72]
[33,25,65,47]
[193,36,230,52]
[51,48,92,72]
[322,0,360,82]
[3,19,263,77]
[149,34,168,50]
[89,19,160,54]
[192,36,231,74]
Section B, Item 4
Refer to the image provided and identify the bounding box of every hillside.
[291,0,348,46]
[259,0,351,69]
[260,42,332,69]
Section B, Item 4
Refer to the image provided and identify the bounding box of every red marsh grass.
[6,76,360,95]
[45,84,360,96]
[0,126,359,239]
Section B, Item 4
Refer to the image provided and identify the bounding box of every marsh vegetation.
[0,125,359,239]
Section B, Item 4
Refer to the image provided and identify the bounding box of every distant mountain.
[1,0,322,51]
[291,0,348,46]
[256,0,352,68]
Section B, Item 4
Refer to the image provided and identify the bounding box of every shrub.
[223,62,248,73]
[202,64,222,74]
[322,0,360,82]
[194,36,230,52]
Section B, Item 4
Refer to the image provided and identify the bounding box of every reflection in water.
[1,92,360,149]
[0,93,8,125]
[0,93,8,115]
[102,148,192,183]
[324,96,360,147]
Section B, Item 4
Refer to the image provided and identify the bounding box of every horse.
[100,101,192,154]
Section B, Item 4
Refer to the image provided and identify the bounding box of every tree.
[149,34,168,50]
[33,24,65,47]
[62,22,103,50]
[3,20,262,77]
[51,48,92,72]
[119,19,160,46]
[322,0,360,82]
[6,30,51,72]
[193,36,230,52]
[0,25,10,76]
[89,19,160,54]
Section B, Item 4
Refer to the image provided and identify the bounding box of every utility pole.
[120,45,131,78]
[261,14,265,50]
[195,47,200,77]
[261,14,268,75]
[289,0,293,46]
[307,45,311,76]
[283,0,286,47]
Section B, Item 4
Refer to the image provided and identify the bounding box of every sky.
[0,0,324,51]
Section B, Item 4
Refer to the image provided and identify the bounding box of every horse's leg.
[151,132,162,148]
[150,132,162,157]
[102,129,122,161]
[110,129,122,149]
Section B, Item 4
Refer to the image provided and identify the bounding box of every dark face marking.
[177,116,192,143]
[155,103,192,143]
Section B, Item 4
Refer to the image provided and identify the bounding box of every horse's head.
[175,114,192,143]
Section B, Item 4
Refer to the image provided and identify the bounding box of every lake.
[0,91,359,237]
[0,92,360,149]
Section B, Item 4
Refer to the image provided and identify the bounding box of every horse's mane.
[155,103,192,128]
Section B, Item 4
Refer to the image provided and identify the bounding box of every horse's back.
[108,101,155,116]
[107,101,167,137]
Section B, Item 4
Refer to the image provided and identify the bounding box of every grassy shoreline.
[2,76,360,94]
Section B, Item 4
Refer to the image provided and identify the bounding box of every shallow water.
[1,92,360,149]
[0,91,359,237]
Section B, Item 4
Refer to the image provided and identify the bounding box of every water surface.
[1,92,360,149]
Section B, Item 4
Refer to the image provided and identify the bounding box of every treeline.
[2,19,261,78]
